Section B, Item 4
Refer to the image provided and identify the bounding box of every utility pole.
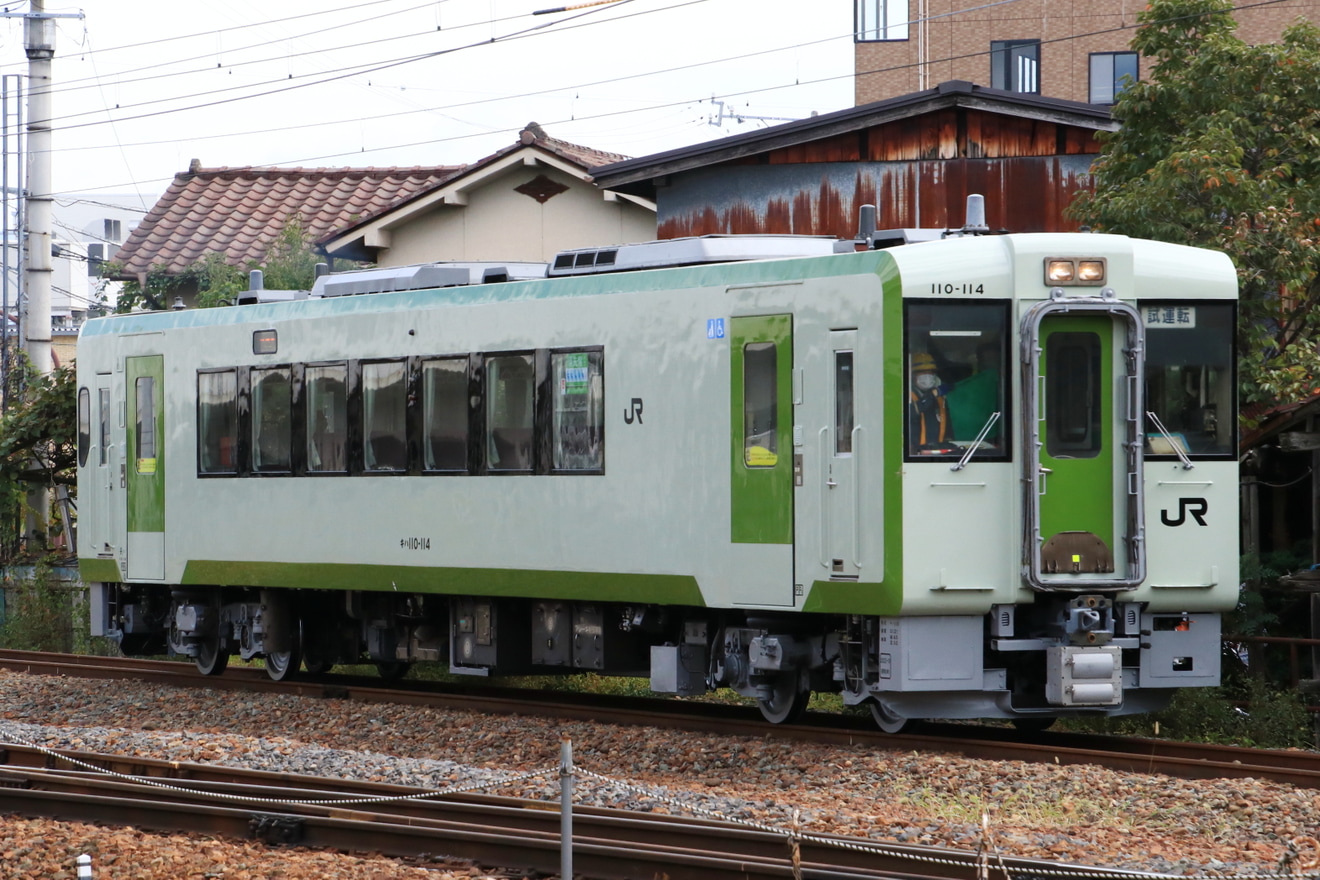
[0,1,82,554]
[0,2,82,378]
[22,0,54,376]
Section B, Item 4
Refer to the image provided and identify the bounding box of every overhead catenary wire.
[6,0,1303,197]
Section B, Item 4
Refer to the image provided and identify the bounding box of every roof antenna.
[961,194,990,235]
[856,204,877,249]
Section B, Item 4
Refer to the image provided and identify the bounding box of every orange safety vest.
[909,390,949,446]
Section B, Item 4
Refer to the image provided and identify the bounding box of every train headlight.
[1045,260,1075,284]
[1077,260,1106,283]
[1044,258,1106,286]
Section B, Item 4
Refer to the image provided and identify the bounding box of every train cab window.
[486,354,534,472]
[251,366,292,473]
[743,342,778,467]
[1143,301,1235,458]
[196,370,237,475]
[422,358,469,472]
[77,387,91,467]
[551,350,604,472]
[362,360,407,473]
[904,301,1010,461]
[306,364,348,473]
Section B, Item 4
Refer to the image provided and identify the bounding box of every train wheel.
[757,675,809,724]
[264,622,303,682]
[195,633,229,676]
[302,651,333,675]
[869,700,907,734]
[375,661,411,681]
[265,646,301,682]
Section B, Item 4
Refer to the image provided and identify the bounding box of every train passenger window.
[77,388,91,467]
[136,377,158,473]
[487,354,534,472]
[305,364,348,473]
[251,366,292,473]
[551,350,604,471]
[904,301,1010,461]
[743,342,778,467]
[196,371,236,475]
[1143,302,1235,458]
[99,389,111,466]
[422,358,469,472]
[835,351,854,455]
[363,360,407,473]
[1045,332,1101,458]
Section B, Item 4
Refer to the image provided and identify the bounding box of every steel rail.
[0,745,1132,880]
[3,649,1318,790]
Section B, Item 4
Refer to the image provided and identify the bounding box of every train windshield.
[904,300,1011,461]
[1143,301,1235,458]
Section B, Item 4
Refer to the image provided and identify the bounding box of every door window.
[835,351,854,455]
[1045,332,1102,458]
[98,388,110,466]
[135,376,158,474]
[743,342,778,467]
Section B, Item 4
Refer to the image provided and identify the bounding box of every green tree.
[1071,0,1320,410]
[0,361,77,559]
[111,217,332,312]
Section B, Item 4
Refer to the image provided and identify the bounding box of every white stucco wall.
[377,164,655,266]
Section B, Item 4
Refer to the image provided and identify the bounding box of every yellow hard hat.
[911,352,937,372]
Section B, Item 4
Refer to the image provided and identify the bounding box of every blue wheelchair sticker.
[706,318,725,340]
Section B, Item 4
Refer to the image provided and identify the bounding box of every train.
[75,199,1239,730]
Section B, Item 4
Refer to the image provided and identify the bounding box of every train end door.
[1022,297,1145,590]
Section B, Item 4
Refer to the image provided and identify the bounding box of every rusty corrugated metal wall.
[657,108,1101,239]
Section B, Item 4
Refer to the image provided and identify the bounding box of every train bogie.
[76,216,1239,728]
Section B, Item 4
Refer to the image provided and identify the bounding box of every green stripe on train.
[182,560,706,604]
[79,557,124,583]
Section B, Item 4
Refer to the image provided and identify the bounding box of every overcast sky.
[0,0,855,208]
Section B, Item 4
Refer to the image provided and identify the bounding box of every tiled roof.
[111,164,463,279]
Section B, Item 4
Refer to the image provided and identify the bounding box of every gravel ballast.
[2,669,1319,878]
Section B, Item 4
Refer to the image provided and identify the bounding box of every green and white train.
[76,208,1239,729]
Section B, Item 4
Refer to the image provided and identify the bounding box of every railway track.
[2,648,1318,790]
[0,741,1145,880]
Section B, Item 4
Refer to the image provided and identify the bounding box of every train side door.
[86,375,117,559]
[825,330,860,579]
[125,355,166,580]
[730,314,794,605]
[1023,302,1145,589]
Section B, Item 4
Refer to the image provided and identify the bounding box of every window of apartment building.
[856,0,909,41]
[1089,52,1138,104]
[103,218,121,242]
[991,40,1040,94]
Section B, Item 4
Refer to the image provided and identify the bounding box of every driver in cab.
[909,351,953,452]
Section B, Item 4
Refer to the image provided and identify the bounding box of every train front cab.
[868,238,1239,729]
